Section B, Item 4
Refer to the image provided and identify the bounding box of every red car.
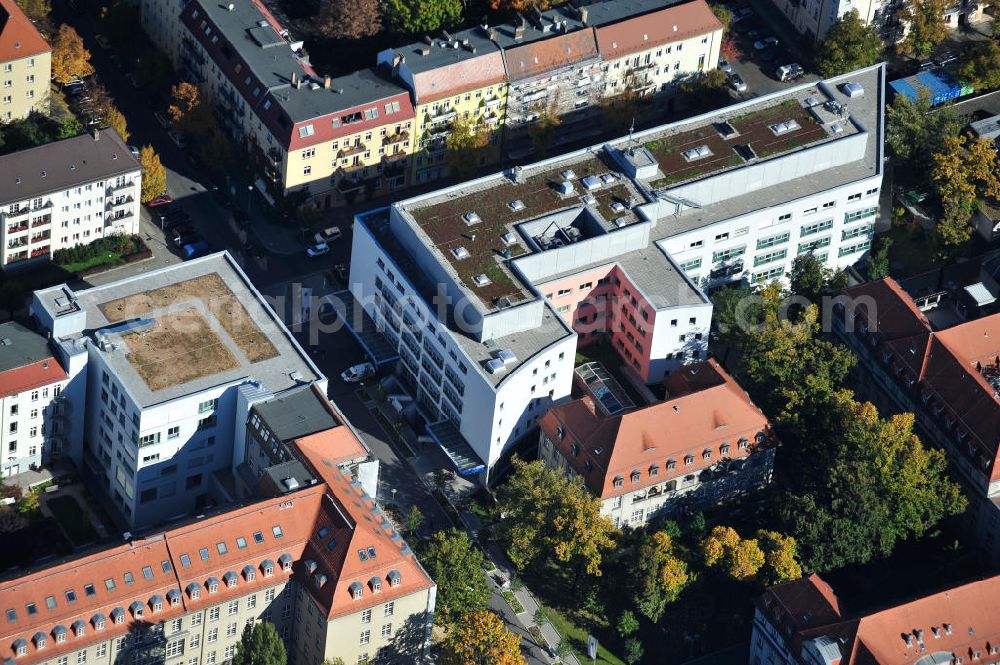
[146,195,173,208]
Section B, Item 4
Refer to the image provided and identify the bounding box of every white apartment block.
[0,321,70,481]
[29,253,326,529]
[771,0,986,41]
[1,129,140,270]
[343,64,884,482]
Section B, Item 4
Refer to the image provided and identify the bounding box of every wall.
[320,586,435,665]
[0,50,51,123]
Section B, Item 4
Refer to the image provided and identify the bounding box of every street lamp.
[246,184,253,214]
[391,488,397,505]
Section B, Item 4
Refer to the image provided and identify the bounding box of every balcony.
[107,181,134,196]
[30,231,51,243]
[30,246,50,258]
[31,216,51,228]
[338,144,366,158]
[337,177,365,193]
[484,97,502,109]
[382,131,409,146]
[381,153,407,176]
[6,222,28,234]
[4,207,29,220]
[107,196,135,212]
[5,250,28,264]
[7,238,27,249]
[429,109,457,124]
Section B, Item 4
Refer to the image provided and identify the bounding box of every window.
[272,525,283,538]
[381,623,392,637]
[207,628,218,643]
[228,601,238,616]
[224,646,235,660]
[226,622,237,638]
[180,554,191,568]
[253,531,264,544]
[236,537,247,549]
[209,607,220,621]
[76,650,86,664]
[712,246,745,263]
[384,601,394,617]
[199,548,210,561]
[198,399,217,414]
[216,542,228,555]
[360,630,371,645]
[800,219,833,236]
[247,595,256,609]
[191,614,202,628]
[45,595,57,610]
[96,644,106,659]
[265,588,275,603]
[142,566,153,580]
[168,426,180,440]
[844,206,878,223]
[361,609,372,624]
[679,258,702,272]
[756,232,789,250]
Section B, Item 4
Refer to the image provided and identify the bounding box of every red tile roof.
[412,52,507,104]
[539,359,772,499]
[757,574,844,634]
[758,573,1000,665]
[594,0,723,61]
[1,435,432,664]
[0,359,66,400]
[840,278,1000,482]
[0,0,50,63]
[502,29,599,81]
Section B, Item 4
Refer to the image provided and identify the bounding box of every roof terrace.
[407,152,645,307]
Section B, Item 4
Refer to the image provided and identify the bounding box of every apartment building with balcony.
[29,252,325,529]
[0,456,436,665]
[174,0,416,209]
[770,0,986,42]
[0,129,140,270]
[0,321,70,481]
[539,359,774,528]
[341,64,883,481]
[0,0,51,122]
[377,30,508,185]
[750,572,1000,665]
[832,277,1000,564]
[594,0,723,99]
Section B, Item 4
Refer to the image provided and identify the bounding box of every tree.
[139,146,167,203]
[932,134,1000,255]
[57,117,82,140]
[404,505,424,537]
[318,0,381,39]
[866,237,892,279]
[632,531,691,622]
[383,0,461,35]
[954,40,1000,91]
[701,526,764,581]
[491,0,566,11]
[789,254,846,304]
[623,638,644,665]
[322,660,345,665]
[51,25,94,84]
[419,529,491,627]
[817,10,883,77]
[701,526,741,567]
[496,458,616,578]
[709,3,734,36]
[885,90,959,177]
[441,610,526,665]
[106,106,129,142]
[756,530,803,586]
[616,610,639,638]
[680,68,729,94]
[934,201,973,258]
[16,0,51,21]
[900,0,948,58]
[168,82,202,127]
[445,117,490,178]
[232,622,286,665]
[528,108,562,158]
[15,491,39,515]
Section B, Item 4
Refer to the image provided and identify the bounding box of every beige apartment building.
[0,0,51,122]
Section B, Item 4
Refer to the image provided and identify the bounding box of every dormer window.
[721,444,730,455]
[739,438,749,450]
[613,476,623,488]
[649,465,659,477]
[388,570,401,588]
[14,640,26,656]
[630,471,640,483]
[667,459,676,470]
[350,582,364,600]
[570,442,579,456]
[684,455,694,465]
[556,426,565,440]
[703,449,712,461]
[369,577,382,592]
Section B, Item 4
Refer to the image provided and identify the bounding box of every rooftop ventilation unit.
[486,358,507,374]
[452,246,470,259]
[610,201,627,213]
[769,120,801,135]
[682,145,713,162]
[715,121,738,139]
[582,194,597,205]
[841,82,864,98]
[561,169,577,180]
[613,217,628,228]
[495,349,517,365]
[463,211,481,225]
[600,174,615,184]
[581,175,601,190]
[473,273,492,287]
[508,199,526,211]
[804,96,820,107]
[830,122,844,134]
[555,180,574,195]
[501,232,517,245]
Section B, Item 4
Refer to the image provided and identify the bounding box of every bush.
[52,234,143,267]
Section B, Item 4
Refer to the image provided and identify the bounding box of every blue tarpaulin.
[889,68,964,106]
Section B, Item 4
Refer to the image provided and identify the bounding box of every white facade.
[0,382,68,479]
[138,0,188,67]
[601,32,723,97]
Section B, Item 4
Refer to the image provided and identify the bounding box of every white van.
[776,63,804,83]
[314,226,343,244]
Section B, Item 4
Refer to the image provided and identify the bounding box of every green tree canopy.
[445,116,490,178]
[383,0,461,35]
[954,40,1000,91]
[631,531,691,622]
[16,0,50,21]
[900,0,948,57]
[496,458,616,577]
[232,622,286,665]
[441,610,526,665]
[419,529,491,627]
[789,254,848,304]
[886,90,959,178]
[817,10,883,77]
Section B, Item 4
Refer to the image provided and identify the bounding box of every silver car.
[728,72,747,93]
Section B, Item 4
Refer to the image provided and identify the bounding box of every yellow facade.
[411,83,508,184]
[1,50,51,122]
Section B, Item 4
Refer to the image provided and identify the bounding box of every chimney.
[323,75,331,88]
[579,7,588,23]
[291,71,298,85]
[226,2,234,10]
[295,77,302,89]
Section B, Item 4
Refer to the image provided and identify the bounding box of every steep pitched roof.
[841,278,932,342]
[0,322,66,399]
[0,0,50,63]
[594,0,723,61]
[502,28,599,81]
[539,359,771,499]
[411,52,507,104]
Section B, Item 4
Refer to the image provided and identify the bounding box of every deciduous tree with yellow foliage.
[139,146,166,204]
[631,531,691,622]
[51,25,94,84]
[441,610,526,665]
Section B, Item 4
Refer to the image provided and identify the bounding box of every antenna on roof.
[627,116,637,154]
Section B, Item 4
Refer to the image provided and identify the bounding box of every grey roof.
[242,565,256,576]
[109,608,124,619]
[0,129,139,204]
[489,4,590,49]
[165,589,181,601]
[90,613,107,624]
[148,594,164,605]
[254,383,338,441]
[579,0,684,27]
[32,632,46,643]
[0,321,55,374]
[389,27,502,75]
[37,253,322,408]
[186,583,200,595]
[278,68,410,124]
[71,620,86,631]
[277,553,293,564]
[128,601,143,612]
[205,576,220,588]
[51,624,66,635]
[260,559,275,570]
[263,459,314,492]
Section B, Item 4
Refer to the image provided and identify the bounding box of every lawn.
[545,603,625,665]
[59,251,125,274]
[46,495,99,546]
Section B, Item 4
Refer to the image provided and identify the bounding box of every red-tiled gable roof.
[758,574,844,633]
[0,0,50,63]
[0,463,433,662]
[0,359,66,399]
[412,52,507,104]
[293,427,367,469]
[502,29,599,81]
[765,573,1000,665]
[841,278,931,342]
[539,359,771,499]
[594,0,723,61]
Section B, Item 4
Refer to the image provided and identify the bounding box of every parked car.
[732,6,754,21]
[168,131,187,149]
[146,194,173,208]
[728,72,747,93]
[747,28,765,39]
[340,362,375,383]
[94,34,112,50]
[776,63,805,82]
[154,111,170,128]
[314,226,343,244]
[754,37,779,50]
[306,242,330,257]
[181,240,210,259]
[718,58,733,74]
